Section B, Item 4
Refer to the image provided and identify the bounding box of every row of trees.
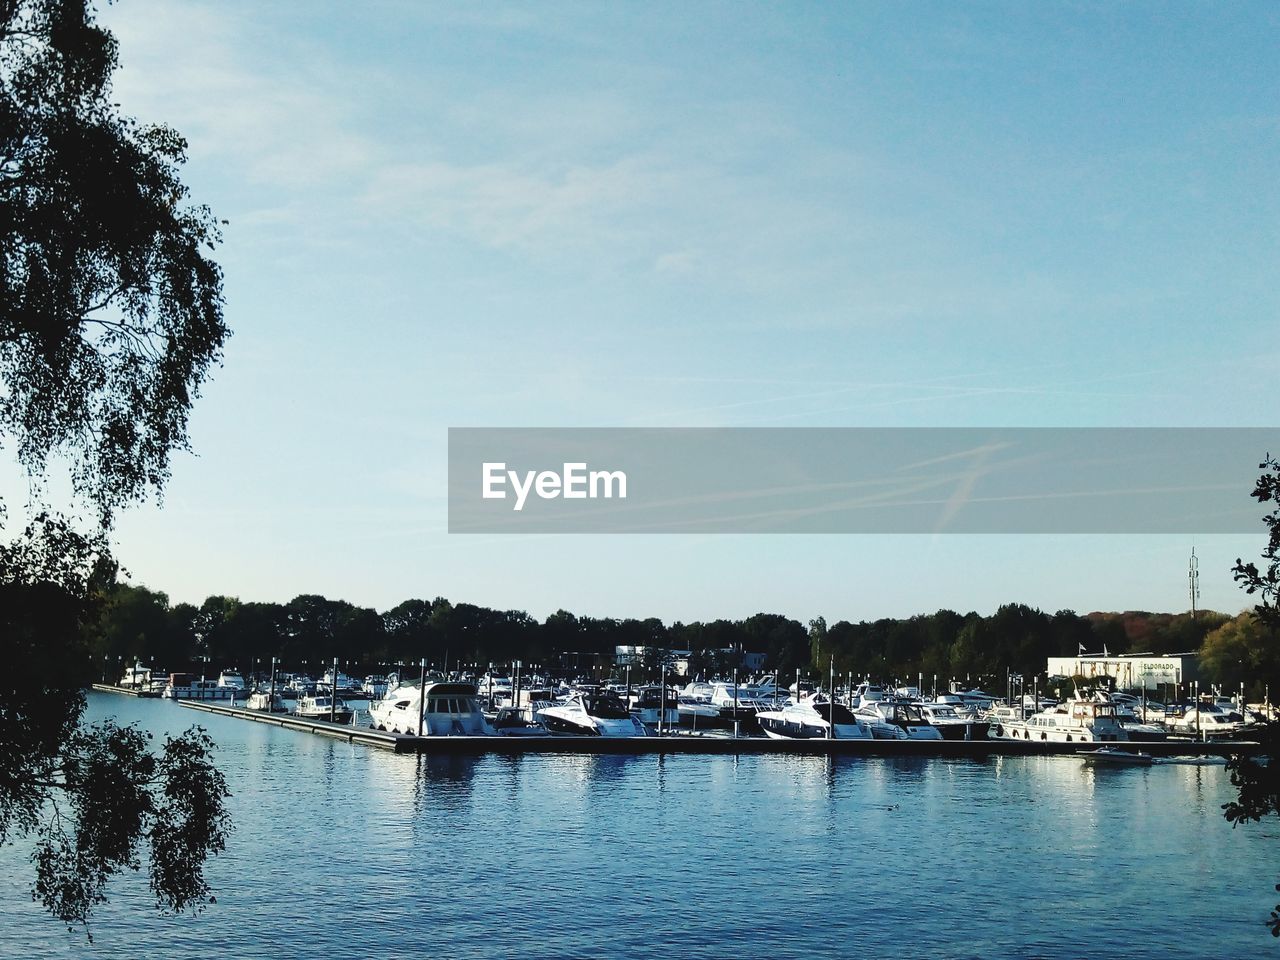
[91,583,1253,688]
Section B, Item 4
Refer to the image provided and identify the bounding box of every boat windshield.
[586,695,631,719]
[823,703,857,725]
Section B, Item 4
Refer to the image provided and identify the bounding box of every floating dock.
[174,700,1261,758]
[91,682,162,698]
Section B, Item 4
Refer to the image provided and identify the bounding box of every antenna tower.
[1189,546,1200,619]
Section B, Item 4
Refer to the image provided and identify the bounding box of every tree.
[1,516,229,938]
[1,1,227,521]
[1234,455,1280,633]
[1200,612,1280,699]
[1225,454,1280,935]
[0,0,230,934]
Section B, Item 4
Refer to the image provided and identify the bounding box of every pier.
[91,682,162,698]
[175,699,1261,758]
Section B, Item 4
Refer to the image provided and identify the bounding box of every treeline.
[88,583,1241,685]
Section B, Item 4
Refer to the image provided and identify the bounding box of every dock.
[91,682,162,698]
[174,700,1261,758]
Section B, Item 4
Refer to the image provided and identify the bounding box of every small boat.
[757,696,873,740]
[217,670,246,694]
[295,693,354,724]
[245,690,287,713]
[536,691,649,737]
[118,662,165,696]
[629,685,680,730]
[1081,748,1154,767]
[491,706,547,736]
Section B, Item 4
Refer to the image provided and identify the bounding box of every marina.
[174,697,1257,759]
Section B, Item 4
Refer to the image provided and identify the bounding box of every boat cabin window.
[587,695,631,719]
[826,703,857,725]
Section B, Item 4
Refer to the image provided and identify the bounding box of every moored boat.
[536,691,649,737]
[855,701,944,740]
[162,673,236,701]
[993,700,1129,743]
[756,696,872,740]
[245,690,288,713]
[295,693,354,724]
[368,681,492,736]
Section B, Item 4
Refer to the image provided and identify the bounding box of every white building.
[1045,652,1198,689]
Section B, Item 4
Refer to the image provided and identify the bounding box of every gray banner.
[447,427,1276,534]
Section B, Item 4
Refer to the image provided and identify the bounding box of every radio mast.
[1188,546,1200,619]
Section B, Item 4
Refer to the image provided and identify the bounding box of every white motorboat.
[708,681,772,731]
[491,706,547,736]
[161,673,235,701]
[217,670,246,693]
[368,681,492,736]
[536,691,649,737]
[629,685,679,730]
[917,702,985,741]
[993,700,1129,743]
[362,675,390,699]
[855,701,943,740]
[477,673,515,709]
[295,693,354,724]
[850,682,888,707]
[1165,706,1242,740]
[756,696,872,740]
[118,662,165,696]
[677,680,721,727]
[1081,747,1155,767]
[245,691,287,713]
[318,669,362,697]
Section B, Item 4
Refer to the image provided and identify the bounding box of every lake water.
[0,692,1274,957]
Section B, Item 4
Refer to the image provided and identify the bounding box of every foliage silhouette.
[0,0,230,935]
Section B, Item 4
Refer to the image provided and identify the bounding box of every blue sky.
[12,1,1277,623]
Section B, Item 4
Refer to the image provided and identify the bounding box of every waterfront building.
[1045,652,1199,690]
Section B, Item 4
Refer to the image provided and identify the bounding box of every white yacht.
[850,683,888,707]
[368,681,492,736]
[757,696,873,740]
[917,702,984,741]
[992,701,1129,743]
[362,675,390,699]
[118,662,165,695]
[245,691,287,713]
[477,673,515,708]
[677,681,722,727]
[629,685,680,730]
[318,669,361,697]
[295,693,354,724]
[216,670,246,693]
[1165,706,1241,740]
[536,691,649,737]
[855,701,943,740]
[161,673,235,701]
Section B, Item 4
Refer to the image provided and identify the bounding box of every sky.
[8,1,1278,624]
